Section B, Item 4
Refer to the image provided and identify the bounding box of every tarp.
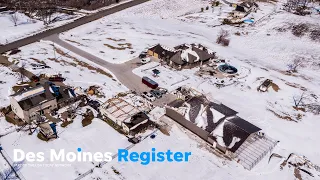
[244,19,254,24]
[50,123,57,135]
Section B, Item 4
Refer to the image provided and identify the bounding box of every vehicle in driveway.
[141,57,151,64]
[141,91,156,102]
[158,87,168,95]
[142,76,158,89]
[150,89,162,99]
[139,53,147,59]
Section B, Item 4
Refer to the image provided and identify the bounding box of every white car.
[141,57,151,64]
[141,91,156,102]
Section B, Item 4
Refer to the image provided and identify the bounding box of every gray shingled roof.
[209,102,238,117]
[227,116,261,134]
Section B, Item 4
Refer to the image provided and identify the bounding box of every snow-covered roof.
[13,86,45,102]
[181,48,200,62]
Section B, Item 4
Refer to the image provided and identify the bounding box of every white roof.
[13,86,45,102]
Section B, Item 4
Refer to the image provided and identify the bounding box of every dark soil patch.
[61,120,74,128]
[271,82,280,92]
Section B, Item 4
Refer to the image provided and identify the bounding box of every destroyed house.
[124,112,154,135]
[10,84,58,123]
[99,98,152,135]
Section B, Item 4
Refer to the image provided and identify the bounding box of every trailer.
[142,76,158,89]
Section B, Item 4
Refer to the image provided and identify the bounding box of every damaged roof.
[222,116,261,152]
[124,112,149,129]
[16,83,56,111]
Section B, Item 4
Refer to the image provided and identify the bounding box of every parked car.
[158,88,168,95]
[141,57,151,64]
[142,76,158,89]
[139,53,147,59]
[150,89,162,99]
[141,91,156,102]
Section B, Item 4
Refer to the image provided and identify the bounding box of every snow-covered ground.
[0,11,82,45]
[0,65,21,107]
[1,0,320,179]
[0,117,130,180]
[7,40,128,101]
[59,0,320,178]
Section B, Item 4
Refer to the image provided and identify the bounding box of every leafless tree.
[18,62,26,83]
[216,29,230,46]
[10,12,19,26]
[305,103,320,115]
[287,57,305,73]
[293,92,307,108]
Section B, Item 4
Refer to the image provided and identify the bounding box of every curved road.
[44,34,151,93]
[0,0,149,54]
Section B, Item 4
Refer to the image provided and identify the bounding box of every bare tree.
[35,0,57,26]
[287,57,305,73]
[10,12,19,26]
[18,62,26,83]
[305,103,320,115]
[293,92,306,108]
[216,29,230,46]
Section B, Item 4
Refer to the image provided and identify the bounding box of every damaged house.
[99,97,153,135]
[148,44,215,69]
[10,82,78,124]
[231,2,259,18]
[165,87,278,170]
[10,84,58,124]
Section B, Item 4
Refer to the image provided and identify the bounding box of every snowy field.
[0,117,130,180]
[7,40,128,101]
[0,11,82,45]
[0,65,21,107]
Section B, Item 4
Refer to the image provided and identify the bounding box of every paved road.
[0,0,149,54]
[44,34,151,93]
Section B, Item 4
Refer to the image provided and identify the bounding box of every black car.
[139,53,147,59]
[150,89,162,99]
